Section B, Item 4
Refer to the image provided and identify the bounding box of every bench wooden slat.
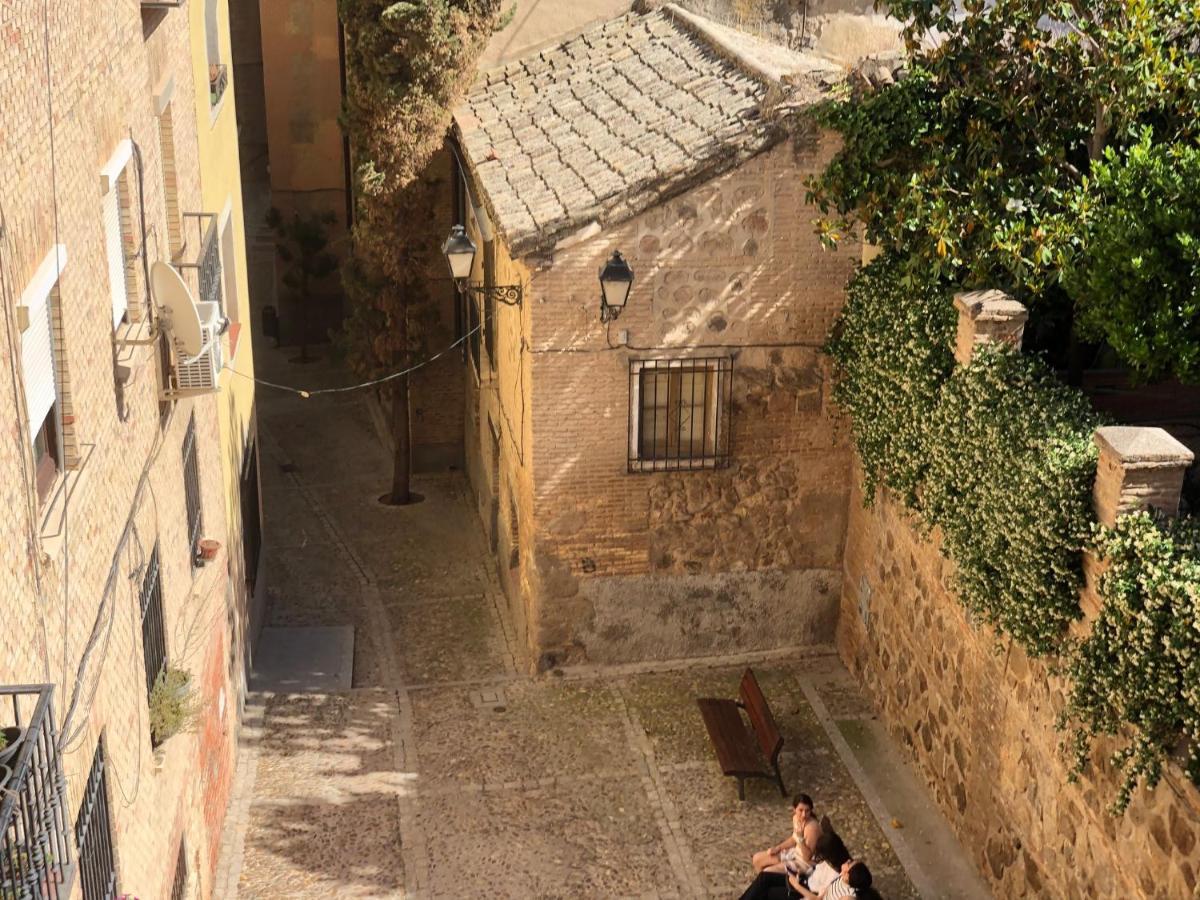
[696,668,787,801]
[696,698,765,775]
[740,668,783,765]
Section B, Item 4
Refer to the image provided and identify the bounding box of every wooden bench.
[697,668,786,801]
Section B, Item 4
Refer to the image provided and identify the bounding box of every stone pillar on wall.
[1092,426,1194,526]
[951,289,1029,366]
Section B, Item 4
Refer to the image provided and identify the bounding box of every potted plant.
[0,763,11,793]
[0,726,22,767]
[148,666,197,747]
[197,539,221,563]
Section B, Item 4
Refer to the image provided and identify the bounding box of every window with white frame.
[19,246,68,503]
[627,357,733,472]
[101,139,134,328]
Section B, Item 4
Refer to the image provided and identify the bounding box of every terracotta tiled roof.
[453,3,843,256]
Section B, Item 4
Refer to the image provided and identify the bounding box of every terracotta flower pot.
[198,539,220,561]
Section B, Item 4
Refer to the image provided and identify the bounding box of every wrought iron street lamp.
[441,225,523,306]
[599,250,634,323]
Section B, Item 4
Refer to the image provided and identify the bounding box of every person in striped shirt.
[790,858,874,899]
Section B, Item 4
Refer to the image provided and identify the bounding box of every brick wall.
[0,3,240,897]
[460,133,859,667]
[837,468,1200,899]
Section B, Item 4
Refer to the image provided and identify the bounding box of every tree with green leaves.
[267,208,338,364]
[808,0,1200,382]
[338,0,504,504]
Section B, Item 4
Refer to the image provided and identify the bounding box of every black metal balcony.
[140,0,184,7]
[176,213,224,314]
[209,64,229,108]
[0,686,72,900]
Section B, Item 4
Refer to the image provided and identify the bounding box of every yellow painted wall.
[189,0,261,683]
[460,199,536,657]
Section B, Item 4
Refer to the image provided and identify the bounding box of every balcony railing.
[140,0,184,8]
[0,686,72,900]
[176,213,223,315]
[209,64,228,108]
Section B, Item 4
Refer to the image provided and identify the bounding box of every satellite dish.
[150,261,203,356]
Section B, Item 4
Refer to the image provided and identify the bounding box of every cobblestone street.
[212,345,985,899]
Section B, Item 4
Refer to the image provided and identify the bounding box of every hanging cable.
[220,316,486,397]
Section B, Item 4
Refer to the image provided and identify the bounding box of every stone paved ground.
[214,343,986,899]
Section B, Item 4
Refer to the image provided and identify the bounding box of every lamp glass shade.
[599,251,634,311]
[442,225,477,281]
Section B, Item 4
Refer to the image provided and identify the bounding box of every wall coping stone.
[952,289,1029,323]
[1094,426,1195,471]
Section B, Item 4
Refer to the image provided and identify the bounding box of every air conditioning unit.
[175,301,224,391]
[150,262,227,397]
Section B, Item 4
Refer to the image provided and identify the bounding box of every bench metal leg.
[774,764,787,798]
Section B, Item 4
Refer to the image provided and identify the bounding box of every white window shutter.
[19,247,66,441]
[103,184,127,328]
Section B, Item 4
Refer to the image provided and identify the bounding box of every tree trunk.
[389,373,412,505]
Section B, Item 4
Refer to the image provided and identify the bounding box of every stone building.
[838,295,1200,899]
[449,4,859,667]
[0,0,260,896]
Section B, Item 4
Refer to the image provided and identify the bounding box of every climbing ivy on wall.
[825,253,957,509]
[922,346,1099,654]
[826,260,1099,657]
[1064,512,1200,812]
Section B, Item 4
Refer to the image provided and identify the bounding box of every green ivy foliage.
[1066,132,1200,382]
[1065,512,1200,813]
[825,253,957,508]
[808,0,1200,381]
[922,346,1100,654]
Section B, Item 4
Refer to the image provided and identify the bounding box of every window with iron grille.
[241,438,262,591]
[75,741,117,900]
[139,544,167,708]
[181,412,203,565]
[628,358,733,472]
[169,839,187,900]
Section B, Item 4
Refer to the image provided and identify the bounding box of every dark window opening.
[139,544,167,709]
[468,294,481,376]
[182,412,203,565]
[241,438,262,591]
[33,406,61,504]
[484,242,496,371]
[629,358,733,472]
[75,741,117,900]
[169,840,187,900]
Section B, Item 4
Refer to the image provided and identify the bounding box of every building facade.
[451,5,859,668]
[0,0,259,896]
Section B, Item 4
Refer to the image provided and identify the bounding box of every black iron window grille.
[139,544,167,704]
[1,685,72,900]
[176,213,223,315]
[241,438,262,592]
[169,840,187,900]
[182,412,203,566]
[74,742,116,900]
[628,357,733,473]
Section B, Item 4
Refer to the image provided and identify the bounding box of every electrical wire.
[220,317,486,396]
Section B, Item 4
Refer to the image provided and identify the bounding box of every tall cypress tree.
[339,0,503,503]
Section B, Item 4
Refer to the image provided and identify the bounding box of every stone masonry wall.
[0,3,240,897]
[522,134,858,667]
[837,468,1200,899]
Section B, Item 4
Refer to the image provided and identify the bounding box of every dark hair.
[792,793,814,810]
[846,862,873,890]
[854,889,882,900]
[813,831,849,869]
